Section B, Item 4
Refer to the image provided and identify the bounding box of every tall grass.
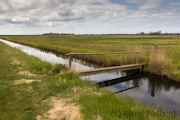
[148,47,170,76]
[124,45,145,64]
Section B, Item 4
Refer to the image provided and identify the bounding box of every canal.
[1,39,180,114]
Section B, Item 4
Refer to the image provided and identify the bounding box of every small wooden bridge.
[66,51,145,92]
[66,51,145,76]
[79,63,144,76]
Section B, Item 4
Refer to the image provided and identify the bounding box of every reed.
[148,46,169,76]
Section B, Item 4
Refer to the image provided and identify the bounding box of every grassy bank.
[0,38,179,119]
[1,35,180,81]
[0,39,178,120]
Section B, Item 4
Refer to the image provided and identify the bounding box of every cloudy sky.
[0,0,180,34]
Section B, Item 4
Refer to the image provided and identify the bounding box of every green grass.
[1,35,180,80]
[79,92,177,120]
[0,37,180,120]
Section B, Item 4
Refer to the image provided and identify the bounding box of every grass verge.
[0,39,179,119]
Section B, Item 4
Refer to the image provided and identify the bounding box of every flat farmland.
[1,35,180,80]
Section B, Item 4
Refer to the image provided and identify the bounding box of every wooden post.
[135,52,139,64]
[135,68,140,74]
[68,55,72,69]
[140,65,144,77]
[151,83,155,97]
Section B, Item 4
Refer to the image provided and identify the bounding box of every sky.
[0,0,180,34]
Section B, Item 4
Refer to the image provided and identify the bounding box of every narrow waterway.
[1,39,180,114]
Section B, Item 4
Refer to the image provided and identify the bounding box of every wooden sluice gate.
[66,52,145,92]
[66,51,141,69]
[66,51,144,76]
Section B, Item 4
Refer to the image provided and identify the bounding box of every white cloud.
[169,2,180,6]
[0,0,127,25]
[124,0,144,3]
[0,0,12,12]
[139,0,164,10]
[0,0,180,34]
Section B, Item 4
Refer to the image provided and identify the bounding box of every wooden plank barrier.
[79,63,145,76]
[66,51,141,68]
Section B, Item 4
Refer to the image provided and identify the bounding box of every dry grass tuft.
[149,48,170,76]
[119,45,145,65]
[71,86,97,94]
[97,115,102,120]
[91,115,102,120]
[11,59,20,65]
[74,64,81,73]
[39,97,81,120]
[92,92,102,96]
[14,79,41,85]
[18,71,36,77]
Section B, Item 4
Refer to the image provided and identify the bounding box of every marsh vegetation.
[0,37,179,119]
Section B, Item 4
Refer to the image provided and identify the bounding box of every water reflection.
[115,86,139,94]
[0,39,97,70]
[109,73,180,113]
[81,68,180,113]
[96,73,141,87]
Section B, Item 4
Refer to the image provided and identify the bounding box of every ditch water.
[1,39,180,114]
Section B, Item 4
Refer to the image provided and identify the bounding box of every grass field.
[1,35,180,81]
[0,38,179,119]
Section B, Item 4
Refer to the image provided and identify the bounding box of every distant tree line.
[42,32,179,36]
[42,32,75,35]
[138,31,180,35]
